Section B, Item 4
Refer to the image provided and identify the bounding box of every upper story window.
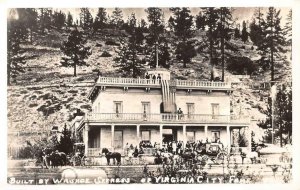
[114,101,123,114]
[186,103,195,118]
[142,102,150,114]
[211,103,219,118]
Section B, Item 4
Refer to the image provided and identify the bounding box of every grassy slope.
[7,28,291,145]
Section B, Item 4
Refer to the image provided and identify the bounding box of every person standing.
[152,74,156,84]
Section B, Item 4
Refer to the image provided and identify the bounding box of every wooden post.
[84,124,89,156]
[227,125,231,154]
[160,125,163,149]
[204,125,208,140]
[137,125,140,144]
[183,125,187,148]
[111,125,115,151]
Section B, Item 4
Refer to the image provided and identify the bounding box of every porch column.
[226,125,231,154]
[137,125,140,143]
[84,124,89,156]
[111,125,115,151]
[204,125,208,140]
[247,126,252,152]
[183,125,187,148]
[159,125,163,148]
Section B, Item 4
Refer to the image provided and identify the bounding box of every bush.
[227,56,258,75]
[95,43,102,47]
[100,51,112,57]
[105,40,120,46]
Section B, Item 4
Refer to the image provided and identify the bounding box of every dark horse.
[101,148,121,165]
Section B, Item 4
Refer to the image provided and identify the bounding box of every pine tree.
[80,8,93,31]
[23,8,38,43]
[58,124,74,154]
[218,7,234,81]
[169,8,195,68]
[111,8,124,29]
[7,10,26,85]
[241,21,248,43]
[283,9,292,49]
[38,8,53,34]
[66,12,73,28]
[60,28,91,77]
[114,15,144,78]
[145,8,170,68]
[195,12,206,30]
[93,8,107,33]
[258,7,286,82]
[276,84,292,146]
[201,8,219,80]
[52,10,66,29]
[234,26,240,38]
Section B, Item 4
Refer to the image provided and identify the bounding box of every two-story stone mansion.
[73,69,251,156]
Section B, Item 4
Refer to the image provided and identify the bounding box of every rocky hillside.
[7,28,291,145]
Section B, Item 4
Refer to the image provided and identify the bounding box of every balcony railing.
[96,77,231,89]
[85,113,250,124]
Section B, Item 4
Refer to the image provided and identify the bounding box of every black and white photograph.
[4,4,296,187]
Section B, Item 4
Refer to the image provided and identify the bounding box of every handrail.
[85,113,250,124]
[96,77,231,89]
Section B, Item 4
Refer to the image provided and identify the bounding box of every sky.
[57,7,291,27]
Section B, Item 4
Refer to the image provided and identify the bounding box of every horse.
[49,151,67,168]
[179,151,197,165]
[101,148,121,165]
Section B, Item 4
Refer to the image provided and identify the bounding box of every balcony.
[96,77,231,89]
[84,113,250,125]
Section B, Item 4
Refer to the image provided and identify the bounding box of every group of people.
[145,73,162,83]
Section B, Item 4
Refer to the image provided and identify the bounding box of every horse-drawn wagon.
[70,143,86,166]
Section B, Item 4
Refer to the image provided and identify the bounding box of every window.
[211,131,220,143]
[141,130,151,141]
[114,101,123,117]
[186,131,195,142]
[211,103,219,119]
[114,131,123,149]
[142,102,150,119]
[187,103,195,118]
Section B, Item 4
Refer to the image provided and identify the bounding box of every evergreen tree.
[218,7,234,81]
[145,8,170,68]
[60,28,92,77]
[111,8,124,29]
[169,8,195,68]
[241,21,248,43]
[258,7,286,81]
[23,8,38,43]
[201,7,219,80]
[195,12,206,30]
[283,9,292,49]
[58,124,74,154]
[7,10,26,85]
[114,15,144,78]
[80,8,93,31]
[66,12,73,28]
[234,26,240,38]
[52,10,66,29]
[249,8,265,47]
[38,8,53,34]
[258,83,292,146]
[93,8,107,33]
[276,84,292,146]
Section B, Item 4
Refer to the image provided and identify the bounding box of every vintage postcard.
[3,3,297,189]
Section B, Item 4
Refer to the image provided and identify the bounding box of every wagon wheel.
[216,151,228,165]
[81,156,86,166]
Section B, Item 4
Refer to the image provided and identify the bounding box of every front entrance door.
[162,129,177,144]
[114,131,123,150]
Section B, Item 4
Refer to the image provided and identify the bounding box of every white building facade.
[75,70,251,156]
